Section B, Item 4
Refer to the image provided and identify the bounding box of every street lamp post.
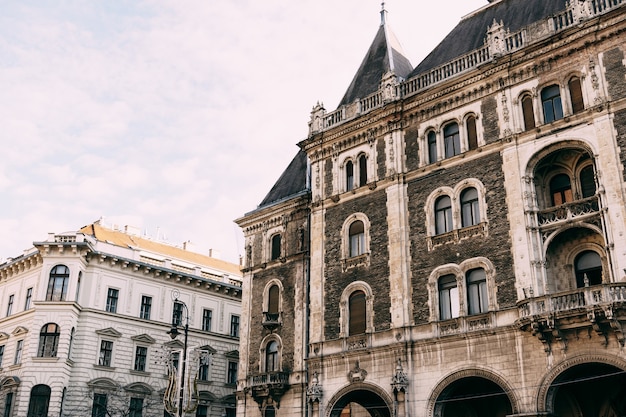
[167,297,189,417]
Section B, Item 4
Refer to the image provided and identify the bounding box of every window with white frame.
[38,323,60,357]
[429,259,496,321]
[443,122,461,158]
[339,281,373,338]
[46,265,69,301]
[342,214,371,261]
[427,180,487,240]
[98,340,113,367]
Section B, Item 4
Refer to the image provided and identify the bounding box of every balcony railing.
[518,283,626,318]
[262,312,282,330]
[250,371,289,387]
[536,196,599,227]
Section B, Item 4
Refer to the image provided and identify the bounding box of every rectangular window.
[24,288,33,310]
[172,302,183,326]
[227,361,238,385]
[0,345,4,367]
[134,346,147,372]
[129,397,143,417]
[3,392,13,417]
[172,352,180,371]
[140,296,152,320]
[106,288,119,313]
[198,359,209,381]
[99,340,113,367]
[14,340,23,365]
[202,309,212,332]
[230,315,240,338]
[92,393,107,417]
[6,295,14,316]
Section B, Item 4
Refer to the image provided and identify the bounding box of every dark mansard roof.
[410,0,568,76]
[258,150,308,209]
[338,9,413,107]
[255,0,571,209]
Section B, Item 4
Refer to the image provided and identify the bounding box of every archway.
[547,362,626,416]
[433,376,512,417]
[327,386,392,417]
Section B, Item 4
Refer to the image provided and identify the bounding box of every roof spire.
[380,2,387,25]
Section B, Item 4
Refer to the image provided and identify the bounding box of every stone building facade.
[0,221,242,417]
[236,1,626,416]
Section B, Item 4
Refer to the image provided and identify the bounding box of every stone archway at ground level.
[542,360,626,416]
[429,372,516,417]
[326,383,393,417]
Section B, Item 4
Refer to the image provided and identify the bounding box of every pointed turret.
[337,3,413,107]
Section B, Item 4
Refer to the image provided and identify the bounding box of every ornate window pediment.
[12,326,28,336]
[0,332,9,341]
[225,350,239,359]
[164,339,184,349]
[124,382,153,395]
[96,328,122,338]
[198,344,217,354]
[131,334,156,344]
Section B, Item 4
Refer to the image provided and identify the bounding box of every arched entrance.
[433,376,513,417]
[327,386,392,417]
[547,362,626,416]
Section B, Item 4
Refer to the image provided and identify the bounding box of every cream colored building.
[236,1,626,416]
[0,221,242,417]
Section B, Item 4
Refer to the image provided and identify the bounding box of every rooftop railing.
[315,0,624,132]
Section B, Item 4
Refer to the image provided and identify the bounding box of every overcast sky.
[0,0,487,264]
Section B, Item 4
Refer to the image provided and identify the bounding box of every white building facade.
[0,221,242,417]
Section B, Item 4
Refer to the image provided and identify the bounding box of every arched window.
[46,265,69,301]
[550,173,573,206]
[466,115,478,150]
[460,187,480,227]
[443,122,461,157]
[348,290,366,335]
[265,341,279,372]
[267,285,279,314]
[346,160,354,191]
[466,269,488,315]
[568,76,584,114]
[38,323,60,357]
[358,154,368,187]
[541,84,563,123]
[575,250,602,287]
[435,196,453,235]
[270,234,281,261]
[521,93,535,130]
[428,131,438,163]
[27,385,50,417]
[349,220,365,257]
[438,275,459,320]
[580,165,596,198]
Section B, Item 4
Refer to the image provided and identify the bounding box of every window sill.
[32,356,60,363]
[93,364,116,371]
[130,370,150,376]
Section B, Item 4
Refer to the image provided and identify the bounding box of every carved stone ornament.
[348,360,368,383]
[391,359,409,393]
[306,372,323,403]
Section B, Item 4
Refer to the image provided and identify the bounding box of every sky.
[0,0,487,265]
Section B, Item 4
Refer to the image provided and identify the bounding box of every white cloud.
[0,0,486,263]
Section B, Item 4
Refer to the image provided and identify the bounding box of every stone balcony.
[249,371,290,407]
[516,283,626,352]
[261,312,282,331]
[536,195,600,229]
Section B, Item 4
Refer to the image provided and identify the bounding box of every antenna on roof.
[380,1,387,25]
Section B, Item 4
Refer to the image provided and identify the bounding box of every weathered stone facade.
[236,2,626,417]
